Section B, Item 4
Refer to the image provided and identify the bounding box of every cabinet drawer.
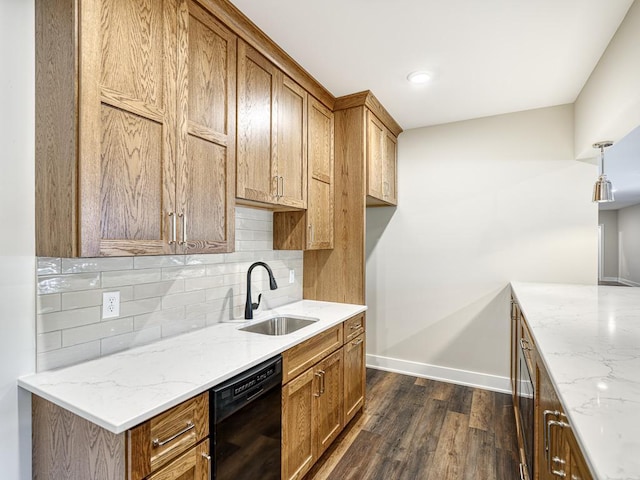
[282,324,343,384]
[343,313,365,343]
[127,392,209,480]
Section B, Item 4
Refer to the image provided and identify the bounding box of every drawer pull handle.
[152,421,195,448]
[350,323,362,330]
[352,338,364,346]
[201,453,211,461]
[314,372,323,397]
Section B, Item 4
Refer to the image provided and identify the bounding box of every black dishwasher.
[210,355,282,480]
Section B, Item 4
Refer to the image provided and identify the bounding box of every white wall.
[574,0,640,158]
[366,105,597,391]
[618,204,640,286]
[0,0,36,477]
[598,210,619,280]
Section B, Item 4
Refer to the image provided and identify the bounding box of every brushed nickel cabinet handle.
[352,338,364,346]
[520,338,532,351]
[314,372,323,397]
[350,323,362,330]
[280,176,284,197]
[152,421,195,448]
[543,410,561,460]
[179,212,187,245]
[201,453,211,461]
[319,370,326,395]
[519,463,525,480]
[168,212,177,244]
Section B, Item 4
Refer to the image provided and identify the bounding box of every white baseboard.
[619,277,640,287]
[366,354,511,394]
[602,276,619,282]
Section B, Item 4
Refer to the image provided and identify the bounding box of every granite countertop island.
[511,281,640,480]
[18,300,366,434]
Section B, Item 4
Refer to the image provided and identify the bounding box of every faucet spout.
[245,262,278,319]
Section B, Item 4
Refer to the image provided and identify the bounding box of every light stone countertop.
[511,282,640,480]
[18,300,366,434]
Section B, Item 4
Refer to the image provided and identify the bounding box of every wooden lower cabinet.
[281,314,365,480]
[146,440,210,480]
[282,349,343,480]
[316,349,344,457]
[511,295,593,480]
[344,333,365,424]
[282,368,316,480]
[537,362,592,480]
[31,392,210,480]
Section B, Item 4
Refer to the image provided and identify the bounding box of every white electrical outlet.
[102,291,120,319]
[289,269,295,284]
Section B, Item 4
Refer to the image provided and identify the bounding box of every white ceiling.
[229,0,633,130]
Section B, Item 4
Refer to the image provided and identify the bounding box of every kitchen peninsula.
[511,282,640,480]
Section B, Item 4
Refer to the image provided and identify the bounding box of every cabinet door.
[383,129,398,204]
[146,440,210,480]
[176,2,236,254]
[236,40,278,204]
[307,98,334,249]
[344,333,365,425]
[366,111,385,201]
[277,76,307,208]
[315,348,344,457]
[80,0,178,256]
[282,369,316,480]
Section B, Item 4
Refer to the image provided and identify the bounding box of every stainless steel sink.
[239,315,319,336]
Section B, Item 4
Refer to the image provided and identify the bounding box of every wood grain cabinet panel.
[274,97,334,250]
[35,0,235,256]
[344,332,365,425]
[176,1,236,254]
[146,440,210,480]
[237,39,308,210]
[511,296,594,480]
[282,368,316,480]
[366,110,397,206]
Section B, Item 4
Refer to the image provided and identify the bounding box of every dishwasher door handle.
[246,387,265,402]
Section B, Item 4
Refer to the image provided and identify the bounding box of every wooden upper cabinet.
[176,1,236,254]
[273,98,334,250]
[236,40,278,205]
[36,0,236,256]
[277,76,308,208]
[84,0,179,256]
[366,110,397,206]
[237,40,307,209]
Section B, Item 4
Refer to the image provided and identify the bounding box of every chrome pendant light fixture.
[592,141,615,203]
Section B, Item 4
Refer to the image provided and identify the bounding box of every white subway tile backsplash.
[35,207,303,371]
[134,280,185,300]
[38,273,101,294]
[101,269,162,288]
[37,257,61,275]
[37,331,62,353]
[184,275,225,292]
[134,255,185,269]
[133,307,185,330]
[62,257,133,274]
[38,306,101,333]
[37,294,61,314]
[161,265,207,280]
[162,290,206,309]
[62,317,134,347]
[100,326,162,356]
[119,298,161,317]
[61,286,134,310]
[37,341,101,372]
[185,254,226,266]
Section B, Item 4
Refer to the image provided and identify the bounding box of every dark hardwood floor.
[305,369,520,480]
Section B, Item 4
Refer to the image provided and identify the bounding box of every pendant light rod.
[592,141,614,203]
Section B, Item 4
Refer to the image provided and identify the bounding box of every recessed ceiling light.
[407,71,431,84]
